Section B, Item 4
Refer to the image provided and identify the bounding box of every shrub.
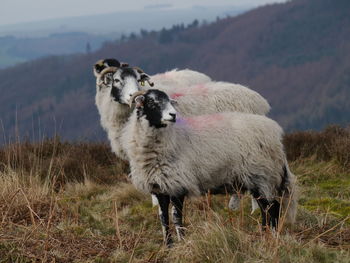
[284,125,350,169]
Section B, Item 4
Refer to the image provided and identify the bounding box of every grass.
[0,133,349,262]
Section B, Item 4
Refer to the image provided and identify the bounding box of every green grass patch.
[303,198,350,219]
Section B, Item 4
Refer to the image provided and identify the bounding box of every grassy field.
[0,128,349,262]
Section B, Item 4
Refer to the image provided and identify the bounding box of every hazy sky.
[0,0,286,26]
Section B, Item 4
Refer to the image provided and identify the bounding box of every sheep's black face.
[134,90,177,128]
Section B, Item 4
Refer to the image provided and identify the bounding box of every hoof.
[228,195,240,210]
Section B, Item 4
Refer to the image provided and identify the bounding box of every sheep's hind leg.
[155,193,173,247]
[170,195,185,241]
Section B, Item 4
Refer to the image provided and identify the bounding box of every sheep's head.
[130,89,177,128]
[93,58,128,77]
[94,58,143,105]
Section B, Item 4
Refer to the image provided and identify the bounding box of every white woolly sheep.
[122,89,297,246]
[94,59,141,160]
[136,68,270,116]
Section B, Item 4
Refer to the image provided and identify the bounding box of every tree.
[86,42,91,54]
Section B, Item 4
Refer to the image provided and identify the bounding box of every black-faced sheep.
[122,89,297,246]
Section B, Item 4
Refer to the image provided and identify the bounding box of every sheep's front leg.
[254,196,280,230]
[255,197,269,228]
[170,195,185,241]
[155,193,172,247]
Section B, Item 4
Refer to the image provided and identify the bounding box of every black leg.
[170,195,185,241]
[155,193,172,247]
[268,200,280,229]
[255,197,280,230]
[255,197,269,228]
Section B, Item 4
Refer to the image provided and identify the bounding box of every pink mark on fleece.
[170,92,185,99]
[171,84,209,98]
[176,114,224,130]
[191,83,209,95]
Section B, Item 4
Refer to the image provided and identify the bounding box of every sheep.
[94,59,141,160]
[122,89,297,246]
[135,67,270,116]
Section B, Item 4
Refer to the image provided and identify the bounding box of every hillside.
[0,0,349,142]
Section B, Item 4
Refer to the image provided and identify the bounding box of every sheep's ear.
[94,60,105,77]
[140,73,150,81]
[137,72,154,87]
[139,73,150,86]
[135,95,145,108]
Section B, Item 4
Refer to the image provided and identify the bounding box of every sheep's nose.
[169,113,176,122]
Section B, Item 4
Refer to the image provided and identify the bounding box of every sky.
[0,0,286,26]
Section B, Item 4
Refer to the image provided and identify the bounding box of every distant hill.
[0,6,246,69]
[0,0,349,143]
[0,33,111,68]
[0,6,246,37]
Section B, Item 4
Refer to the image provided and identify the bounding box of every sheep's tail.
[280,164,298,225]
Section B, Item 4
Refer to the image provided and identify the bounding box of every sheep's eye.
[148,99,156,108]
[104,74,113,85]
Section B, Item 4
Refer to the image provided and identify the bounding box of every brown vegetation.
[0,128,349,261]
[284,125,350,169]
[0,137,129,187]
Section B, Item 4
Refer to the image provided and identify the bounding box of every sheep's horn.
[129,90,147,108]
[147,80,154,87]
[99,67,119,78]
[95,59,104,67]
[133,66,145,74]
[93,59,107,77]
